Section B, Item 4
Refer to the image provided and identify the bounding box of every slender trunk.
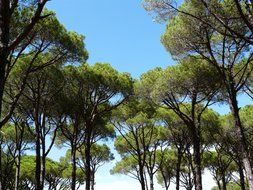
[139,163,146,190]
[188,169,193,190]
[221,174,227,190]
[71,143,77,190]
[238,160,246,190]
[40,121,46,189]
[35,125,41,190]
[0,141,2,190]
[91,171,95,190]
[217,180,221,190]
[229,92,253,190]
[149,174,154,190]
[0,63,5,125]
[192,128,202,190]
[161,170,170,190]
[14,152,21,190]
[176,150,182,190]
[186,146,193,190]
[0,0,11,130]
[85,135,91,190]
[41,153,45,189]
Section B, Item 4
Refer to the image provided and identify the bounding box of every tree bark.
[85,138,92,190]
[139,163,146,190]
[71,143,77,190]
[0,141,2,190]
[221,174,227,190]
[176,150,182,190]
[35,130,42,190]
[192,127,202,190]
[14,152,21,190]
[149,174,154,190]
[0,0,10,130]
[161,170,170,190]
[228,90,253,190]
[41,131,46,190]
[41,149,46,190]
[91,170,95,190]
[238,161,246,190]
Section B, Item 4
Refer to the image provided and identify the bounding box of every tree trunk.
[192,128,202,190]
[85,138,92,190]
[221,174,227,190]
[161,171,170,190]
[0,141,2,190]
[186,147,193,190]
[35,137,42,190]
[216,180,221,190]
[238,161,246,190]
[176,150,182,190]
[149,174,154,190]
[0,63,5,124]
[40,121,46,189]
[41,153,46,189]
[35,125,42,190]
[0,0,10,130]
[14,153,21,190]
[139,164,146,190]
[71,143,77,190]
[91,171,95,190]
[229,92,253,190]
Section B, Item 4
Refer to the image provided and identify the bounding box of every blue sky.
[47,0,173,78]
[45,1,250,189]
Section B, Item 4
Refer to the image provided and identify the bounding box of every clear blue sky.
[45,1,250,189]
[47,0,173,78]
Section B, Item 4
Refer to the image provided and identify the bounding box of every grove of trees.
[0,0,253,190]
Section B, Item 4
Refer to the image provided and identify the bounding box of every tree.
[156,107,192,190]
[142,0,253,45]
[155,149,176,190]
[1,121,34,190]
[211,182,242,190]
[0,7,88,130]
[18,155,84,190]
[143,1,253,188]
[141,58,220,190]
[216,105,253,190]
[76,143,114,190]
[58,63,132,190]
[0,0,50,126]
[203,151,237,190]
[111,155,143,182]
[112,98,168,190]
[10,64,66,190]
